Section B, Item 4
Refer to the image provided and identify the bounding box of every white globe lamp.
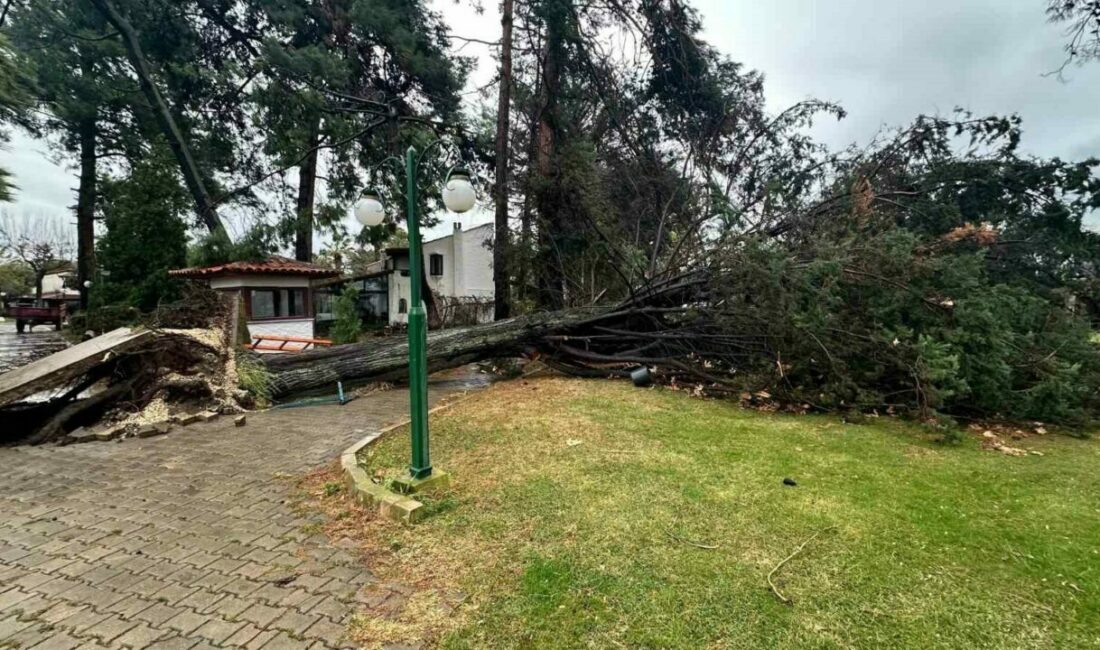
[354,190,386,227]
[442,169,476,214]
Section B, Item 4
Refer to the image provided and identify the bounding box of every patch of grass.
[344,377,1100,649]
[236,352,274,406]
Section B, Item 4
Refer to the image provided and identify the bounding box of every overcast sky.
[2,0,1098,242]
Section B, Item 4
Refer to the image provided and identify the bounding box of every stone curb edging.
[339,392,480,523]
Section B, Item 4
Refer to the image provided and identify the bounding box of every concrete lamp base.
[392,469,451,496]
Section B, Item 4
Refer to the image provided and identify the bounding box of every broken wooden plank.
[0,328,153,408]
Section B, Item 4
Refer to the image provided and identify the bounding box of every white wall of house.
[386,222,494,325]
[40,272,71,294]
[454,223,494,297]
[209,275,311,290]
[389,273,411,325]
[247,318,315,346]
[207,274,317,342]
[424,235,455,297]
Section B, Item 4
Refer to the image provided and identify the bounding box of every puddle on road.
[0,320,69,374]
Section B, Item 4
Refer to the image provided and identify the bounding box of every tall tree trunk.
[533,18,564,310]
[33,269,44,303]
[88,0,227,238]
[492,0,515,321]
[294,118,320,262]
[76,113,96,311]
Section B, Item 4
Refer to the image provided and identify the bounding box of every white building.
[169,257,339,345]
[316,222,495,329]
[387,222,494,325]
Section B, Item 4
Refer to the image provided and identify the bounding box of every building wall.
[455,223,494,297]
[385,222,494,325]
[209,275,312,290]
[424,234,455,297]
[41,272,69,294]
[205,274,317,343]
[246,318,315,350]
[389,273,411,325]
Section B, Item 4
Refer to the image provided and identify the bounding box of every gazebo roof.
[169,256,339,279]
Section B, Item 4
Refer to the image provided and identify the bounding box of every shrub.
[236,353,274,406]
[330,285,362,345]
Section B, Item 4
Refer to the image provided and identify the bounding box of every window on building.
[250,288,308,320]
[398,298,408,314]
[429,253,444,276]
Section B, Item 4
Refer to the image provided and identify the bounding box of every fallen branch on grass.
[766,525,838,605]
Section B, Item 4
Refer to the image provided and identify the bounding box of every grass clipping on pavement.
[299,376,1100,650]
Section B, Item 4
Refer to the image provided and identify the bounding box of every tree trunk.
[294,117,320,262]
[76,112,96,311]
[88,0,227,238]
[492,0,515,321]
[34,269,44,303]
[261,306,607,397]
[533,17,565,310]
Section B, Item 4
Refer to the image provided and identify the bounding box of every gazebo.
[169,257,338,344]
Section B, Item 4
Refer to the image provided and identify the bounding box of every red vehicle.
[3,298,66,333]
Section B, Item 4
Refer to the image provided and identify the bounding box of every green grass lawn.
[351,377,1100,649]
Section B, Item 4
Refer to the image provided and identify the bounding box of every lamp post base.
[392,469,451,495]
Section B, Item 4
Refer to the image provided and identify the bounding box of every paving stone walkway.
[0,383,464,649]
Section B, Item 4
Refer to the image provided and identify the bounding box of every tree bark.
[294,117,320,262]
[76,112,97,311]
[492,0,515,321]
[88,0,227,238]
[533,17,565,310]
[261,306,608,397]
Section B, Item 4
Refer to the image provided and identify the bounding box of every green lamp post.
[355,144,477,481]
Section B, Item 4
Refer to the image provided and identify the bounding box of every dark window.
[398,298,408,314]
[250,288,308,320]
[429,253,444,276]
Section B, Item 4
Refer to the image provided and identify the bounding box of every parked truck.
[2,298,65,332]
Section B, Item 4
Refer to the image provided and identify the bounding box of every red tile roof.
[169,256,339,279]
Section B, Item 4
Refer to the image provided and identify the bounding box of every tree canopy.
[0,0,1097,425]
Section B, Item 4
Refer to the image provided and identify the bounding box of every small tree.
[0,211,74,301]
[330,285,362,345]
[96,150,189,311]
[0,260,33,296]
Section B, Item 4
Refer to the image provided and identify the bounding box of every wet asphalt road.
[0,320,68,374]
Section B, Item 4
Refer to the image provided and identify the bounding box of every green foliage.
[95,148,188,311]
[0,260,32,296]
[186,224,279,267]
[66,304,142,336]
[715,225,1100,425]
[0,35,30,202]
[329,285,362,345]
[236,352,274,406]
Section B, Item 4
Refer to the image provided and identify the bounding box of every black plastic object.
[630,366,652,387]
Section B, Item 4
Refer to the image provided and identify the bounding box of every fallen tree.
[260,273,733,398]
[6,115,1100,441]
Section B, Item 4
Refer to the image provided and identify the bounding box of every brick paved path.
[0,385,460,649]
